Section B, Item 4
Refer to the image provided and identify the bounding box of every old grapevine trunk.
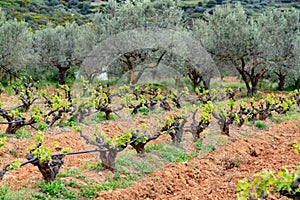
[58,66,70,85]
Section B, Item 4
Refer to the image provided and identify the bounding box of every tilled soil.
[0,112,299,199]
[1,78,299,199]
[97,119,300,200]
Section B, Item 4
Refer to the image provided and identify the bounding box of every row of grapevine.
[0,78,299,187]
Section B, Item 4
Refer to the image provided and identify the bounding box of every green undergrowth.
[91,112,116,123]
[192,138,216,154]
[57,168,81,178]
[34,179,77,199]
[16,129,32,139]
[3,106,298,199]
[270,111,300,124]
[57,117,79,127]
[145,143,193,162]
[200,143,216,154]
[137,107,150,115]
[255,121,269,130]
[85,161,105,172]
[0,183,32,200]
[0,129,32,139]
[0,142,197,199]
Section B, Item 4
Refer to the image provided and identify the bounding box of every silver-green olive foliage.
[194,3,267,95]
[260,10,300,90]
[104,0,183,34]
[194,3,300,93]
[0,8,32,79]
[90,0,186,84]
[291,35,300,89]
[33,22,92,85]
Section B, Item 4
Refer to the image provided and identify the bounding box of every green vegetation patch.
[145,143,193,162]
[91,112,116,122]
[270,112,300,124]
[35,179,77,199]
[255,121,269,130]
[0,183,32,200]
[57,168,81,178]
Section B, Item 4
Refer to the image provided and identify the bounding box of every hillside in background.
[0,0,300,29]
[181,0,300,19]
[0,0,105,29]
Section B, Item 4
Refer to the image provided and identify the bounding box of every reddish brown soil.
[0,83,300,199]
[0,130,100,189]
[1,115,299,199]
[96,119,300,200]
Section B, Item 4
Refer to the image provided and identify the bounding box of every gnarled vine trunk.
[58,66,70,85]
[27,153,64,182]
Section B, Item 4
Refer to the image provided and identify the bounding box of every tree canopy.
[0,1,300,92]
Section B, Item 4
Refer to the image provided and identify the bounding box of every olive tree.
[158,51,214,90]
[0,8,32,82]
[100,0,183,34]
[260,10,300,91]
[194,3,268,95]
[33,23,92,85]
[88,0,185,84]
[290,35,300,89]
